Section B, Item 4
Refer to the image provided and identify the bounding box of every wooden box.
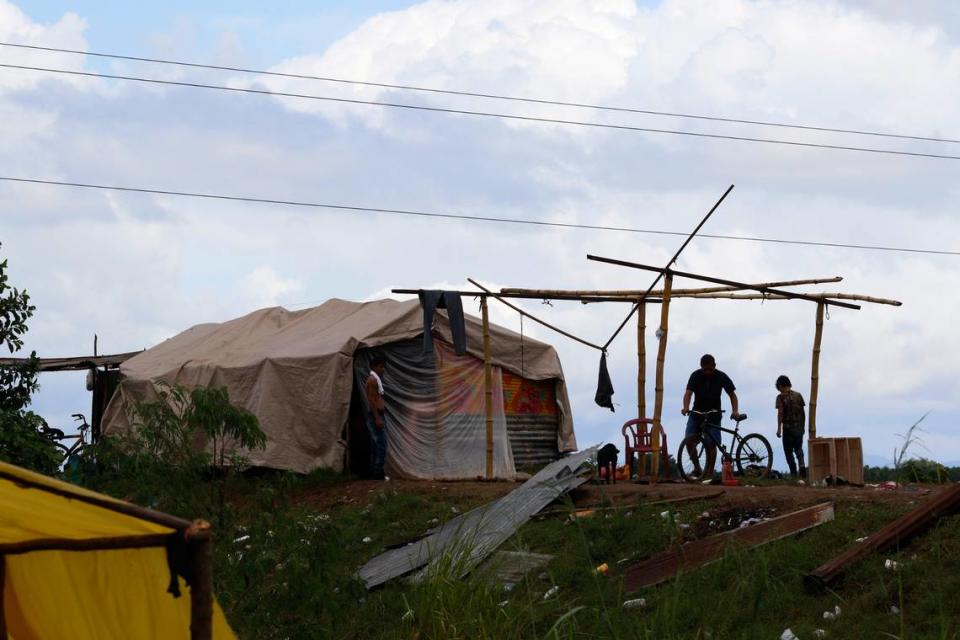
[808,437,863,486]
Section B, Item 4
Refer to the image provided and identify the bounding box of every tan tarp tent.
[102,298,576,475]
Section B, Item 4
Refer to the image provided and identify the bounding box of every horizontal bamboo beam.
[0,533,173,556]
[502,276,844,299]
[586,256,861,310]
[678,292,902,306]
[806,484,960,589]
[391,288,654,304]
[467,279,605,351]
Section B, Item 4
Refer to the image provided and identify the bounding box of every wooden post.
[0,555,6,640]
[637,301,647,478]
[809,302,825,440]
[189,528,214,640]
[637,302,646,421]
[481,296,494,479]
[651,274,674,482]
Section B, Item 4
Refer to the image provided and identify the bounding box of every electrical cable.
[1,175,958,256]
[2,62,960,162]
[2,41,957,145]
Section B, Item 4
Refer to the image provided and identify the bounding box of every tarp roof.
[0,460,234,639]
[103,298,576,474]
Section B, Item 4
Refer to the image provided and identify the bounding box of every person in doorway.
[681,354,741,479]
[775,374,806,479]
[365,355,388,480]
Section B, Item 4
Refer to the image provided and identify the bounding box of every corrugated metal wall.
[502,371,560,469]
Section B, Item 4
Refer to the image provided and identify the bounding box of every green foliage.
[0,245,60,473]
[187,386,266,468]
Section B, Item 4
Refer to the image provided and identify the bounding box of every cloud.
[4,0,960,464]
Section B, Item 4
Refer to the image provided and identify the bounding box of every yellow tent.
[0,460,235,639]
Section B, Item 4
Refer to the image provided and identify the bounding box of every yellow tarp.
[0,461,236,639]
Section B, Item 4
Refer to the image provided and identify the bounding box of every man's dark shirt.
[686,369,735,414]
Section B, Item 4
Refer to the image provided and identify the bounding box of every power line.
[3,62,960,162]
[3,40,957,145]
[1,175,957,257]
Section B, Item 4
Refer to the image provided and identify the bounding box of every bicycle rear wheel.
[734,434,773,477]
[677,435,710,482]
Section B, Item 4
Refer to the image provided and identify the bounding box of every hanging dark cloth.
[595,352,615,411]
[420,290,467,355]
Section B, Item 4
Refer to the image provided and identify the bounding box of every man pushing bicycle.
[681,354,742,479]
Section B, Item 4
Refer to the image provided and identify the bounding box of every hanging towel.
[595,352,615,411]
[420,290,467,355]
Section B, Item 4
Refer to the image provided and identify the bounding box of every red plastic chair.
[621,418,669,480]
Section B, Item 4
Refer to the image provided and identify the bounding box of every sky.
[3,0,960,467]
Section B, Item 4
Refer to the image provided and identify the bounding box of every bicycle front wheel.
[734,434,773,477]
[677,434,708,482]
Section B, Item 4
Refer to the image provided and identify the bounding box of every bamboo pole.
[0,555,6,640]
[501,277,843,299]
[481,296,494,480]
[0,533,173,556]
[637,302,647,478]
[651,274,674,482]
[467,279,604,351]
[810,302,825,440]
[189,523,214,640]
[677,292,901,306]
[638,302,646,421]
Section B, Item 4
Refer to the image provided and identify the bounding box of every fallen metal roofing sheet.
[357,445,598,589]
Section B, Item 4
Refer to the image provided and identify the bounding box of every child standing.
[775,375,806,478]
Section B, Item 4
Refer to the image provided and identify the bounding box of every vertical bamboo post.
[189,525,214,640]
[637,302,646,421]
[481,296,494,480]
[652,274,674,482]
[810,301,825,440]
[637,301,647,478]
[0,555,6,639]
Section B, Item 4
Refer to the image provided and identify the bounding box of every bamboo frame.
[651,274,673,482]
[586,256,861,310]
[501,277,844,299]
[481,296,494,479]
[810,302,825,440]
[677,292,901,306]
[466,279,604,351]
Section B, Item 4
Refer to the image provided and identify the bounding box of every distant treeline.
[863,459,960,483]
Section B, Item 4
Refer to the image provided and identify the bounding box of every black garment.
[686,368,735,417]
[782,429,806,477]
[420,290,467,355]
[594,352,615,412]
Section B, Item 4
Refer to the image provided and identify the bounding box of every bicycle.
[39,413,91,461]
[676,409,773,481]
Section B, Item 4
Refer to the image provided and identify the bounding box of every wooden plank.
[189,532,214,640]
[624,502,835,591]
[807,484,960,589]
[501,277,844,298]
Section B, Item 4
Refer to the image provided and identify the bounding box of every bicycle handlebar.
[689,409,748,421]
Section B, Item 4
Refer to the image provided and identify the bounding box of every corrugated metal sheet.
[507,415,560,468]
[356,446,599,589]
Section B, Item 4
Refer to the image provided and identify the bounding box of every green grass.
[85,469,960,639]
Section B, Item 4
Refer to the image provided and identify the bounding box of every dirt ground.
[294,476,941,514]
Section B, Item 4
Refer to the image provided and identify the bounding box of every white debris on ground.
[813,629,827,638]
[890,605,900,614]
[362,536,372,543]
[780,628,798,640]
[622,598,647,610]
[884,559,900,571]
[543,586,559,600]
[855,536,868,543]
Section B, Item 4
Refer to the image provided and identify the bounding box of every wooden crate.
[808,437,863,485]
